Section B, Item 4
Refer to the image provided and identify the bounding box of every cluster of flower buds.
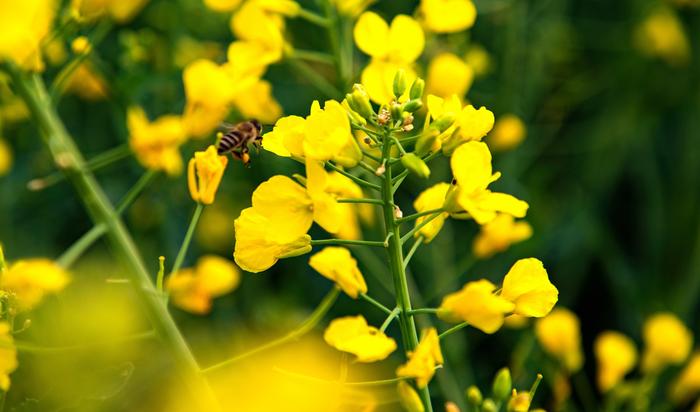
[465,368,545,412]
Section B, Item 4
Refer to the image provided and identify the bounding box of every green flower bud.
[401,153,430,179]
[466,386,483,406]
[415,129,440,156]
[409,77,425,100]
[397,382,425,412]
[403,99,423,113]
[391,102,403,123]
[482,399,498,412]
[351,84,375,120]
[432,112,456,133]
[393,69,407,98]
[342,97,367,126]
[492,368,513,401]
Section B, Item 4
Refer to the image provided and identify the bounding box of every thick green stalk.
[8,68,220,411]
[380,133,433,412]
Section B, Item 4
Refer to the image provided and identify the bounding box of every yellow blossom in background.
[331,0,374,16]
[508,390,532,412]
[231,80,283,125]
[226,40,281,80]
[70,0,149,23]
[233,207,312,272]
[0,139,12,176]
[426,53,474,99]
[535,308,583,372]
[635,7,690,66]
[64,63,109,101]
[261,115,306,157]
[439,279,514,334]
[44,38,67,66]
[0,323,17,391]
[641,312,692,372]
[323,315,396,362]
[396,328,444,387]
[309,247,367,298]
[203,0,242,12]
[127,106,186,175]
[354,12,424,103]
[448,141,528,224]
[413,183,450,243]
[1,258,70,311]
[0,0,56,71]
[419,0,476,33]
[473,214,532,258]
[465,44,491,77]
[397,381,425,412]
[594,331,637,393]
[488,114,527,152]
[173,37,223,68]
[230,1,288,57]
[500,258,558,318]
[71,36,91,54]
[671,353,700,403]
[188,145,228,205]
[504,314,529,329]
[182,59,238,138]
[166,255,240,314]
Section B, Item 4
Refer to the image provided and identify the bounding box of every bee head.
[251,119,262,133]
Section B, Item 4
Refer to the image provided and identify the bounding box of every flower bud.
[401,153,430,179]
[393,69,407,98]
[403,99,423,113]
[432,112,456,133]
[342,98,367,126]
[415,129,440,156]
[397,381,425,412]
[482,399,498,412]
[391,101,403,123]
[466,385,483,406]
[492,368,513,401]
[410,78,425,100]
[351,84,375,120]
[188,145,228,205]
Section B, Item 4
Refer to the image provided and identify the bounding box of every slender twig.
[326,162,380,191]
[310,239,385,247]
[337,198,384,205]
[359,293,393,315]
[390,137,407,155]
[438,322,469,339]
[296,8,330,26]
[380,307,401,332]
[290,49,334,65]
[358,161,377,174]
[396,209,445,224]
[403,236,424,270]
[286,58,341,99]
[400,212,443,244]
[171,203,204,275]
[408,308,439,316]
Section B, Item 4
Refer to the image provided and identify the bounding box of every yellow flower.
[671,353,700,403]
[44,38,67,66]
[594,331,637,393]
[188,145,228,205]
[261,115,306,158]
[443,105,495,154]
[166,255,240,314]
[419,0,476,33]
[231,80,283,125]
[323,315,397,362]
[396,328,444,388]
[71,36,91,54]
[203,0,242,12]
[500,258,557,318]
[309,247,367,298]
[438,279,514,334]
[426,53,474,99]
[354,12,424,103]
[413,183,450,243]
[226,39,281,81]
[0,139,12,176]
[0,0,56,71]
[127,106,186,175]
[1,258,70,311]
[488,114,527,152]
[641,312,692,372]
[64,63,109,101]
[535,308,583,372]
[635,7,690,66]
[0,323,17,391]
[397,381,425,412]
[448,141,528,224]
[230,1,288,57]
[70,0,149,23]
[325,172,364,240]
[182,59,238,139]
[508,390,532,412]
[465,44,491,77]
[233,207,312,272]
[331,0,373,16]
[472,214,532,258]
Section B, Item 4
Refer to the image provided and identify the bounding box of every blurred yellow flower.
[226,40,281,80]
[419,0,476,33]
[397,381,424,412]
[64,63,109,101]
[635,7,690,66]
[182,59,237,139]
[166,255,240,314]
[354,12,424,103]
[2,258,70,311]
[535,308,583,372]
[473,214,532,258]
[465,44,491,77]
[233,207,312,272]
[508,390,532,412]
[641,312,692,372]
[448,141,528,224]
[594,331,637,392]
[230,1,289,57]
[309,247,367,298]
[0,323,17,391]
[439,279,514,334]
[323,315,397,362]
[671,353,700,403]
[71,0,148,23]
[396,328,444,387]
[500,258,557,318]
[44,38,67,66]
[127,106,186,175]
[331,0,373,16]
[70,36,91,54]
[188,145,228,205]
[0,139,12,176]
[0,0,56,71]
[489,114,527,152]
[203,0,242,12]
[195,202,235,251]
[231,80,283,125]
[413,183,450,243]
[426,53,474,99]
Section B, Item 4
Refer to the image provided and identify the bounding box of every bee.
[216,119,263,166]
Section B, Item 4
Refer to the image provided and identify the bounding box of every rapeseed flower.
[594,331,637,392]
[426,53,474,99]
[488,114,527,152]
[323,315,396,362]
[70,0,149,23]
[127,107,186,175]
[473,214,532,258]
[425,95,495,155]
[439,279,515,333]
[187,145,228,205]
[465,44,491,77]
[413,183,450,243]
[230,0,297,58]
[309,247,367,298]
[641,312,692,372]
[671,353,700,403]
[166,255,240,314]
[64,63,109,101]
[419,0,476,33]
[0,139,12,176]
[396,328,444,387]
[1,258,70,311]
[324,171,364,240]
[535,308,583,372]
[203,0,241,12]
[230,80,283,125]
[635,7,690,66]
[500,258,557,318]
[0,0,56,71]
[0,323,17,391]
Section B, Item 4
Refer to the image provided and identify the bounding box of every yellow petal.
[438,279,514,334]
[361,61,416,104]
[501,258,558,317]
[388,15,425,64]
[262,115,306,158]
[641,312,692,372]
[426,53,474,98]
[594,331,637,393]
[324,315,396,362]
[450,141,494,192]
[420,0,476,33]
[535,308,583,372]
[413,183,451,243]
[354,11,389,58]
[251,176,313,241]
[309,247,367,298]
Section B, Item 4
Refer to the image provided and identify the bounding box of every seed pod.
[482,399,498,412]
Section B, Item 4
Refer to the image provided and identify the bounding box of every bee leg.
[241,148,251,167]
[230,150,243,162]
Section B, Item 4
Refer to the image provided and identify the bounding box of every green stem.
[337,198,384,205]
[171,203,204,275]
[201,287,340,375]
[286,58,341,99]
[290,49,334,65]
[296,8,330,26]
[403,236,424,270]
[380,307,401,332]
[359,293,393,315]
[326,162,380,191]
[409,308,440,316]
[397,209,445,224]
[0,245,6,272]
[380,129,433,411]
[400,212,443,244]
[8,67,220,410]
[156,256,166,293]
[310,239,385,247]
[438,322,469,339]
